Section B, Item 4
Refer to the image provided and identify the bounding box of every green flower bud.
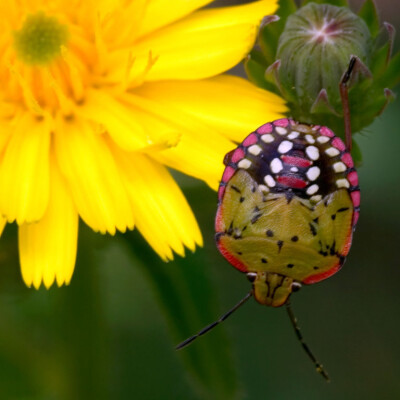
[276,3,371,121]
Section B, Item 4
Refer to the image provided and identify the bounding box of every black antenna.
[339,56,357,151]
[286,301,330,382]
[176,291,253,350]
[339,55,372,151]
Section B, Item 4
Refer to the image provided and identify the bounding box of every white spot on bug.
[270,158,283,173]
[278,140,293,154]
[258,184,269,193]
[306,146,319,160]
[264,175,276,187]
[325,147,340,157]
[336,178,350,188]
[288,131,300,139]
[261,134,274,143]
[306,184,319,195]
[306,166,321,181]
[317,136,330,144]
[238,159,251,169]
[305,134,315,144]
[275,127,287,135]
[333,161,347,173]
[290,167,299,172]
[248,144,262,156]
[310,194,322,202]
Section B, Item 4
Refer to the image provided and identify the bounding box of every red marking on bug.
[332,137,346,151]
[303,263,341,284]
[242,134,258,147]
[215,206,224,231]
[281,155,312,168]
[320,126,334,137]
[341,153,354,168]
[257,123,273,134]
[274,118,289,127]
[221,166,235,183]
[216,238,248,273]
[347,171,359,186]
[218,186,226,201]
[353,211,360,225]
[350,190,360,207]
[277,175,307,189]
[231,148,245,163]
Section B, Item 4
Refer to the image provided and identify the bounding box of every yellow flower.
[0,0,286,289]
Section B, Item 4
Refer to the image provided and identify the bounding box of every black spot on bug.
[253,206,260,213]
[313,217,319,224]
[261,258,268,263]
[285,192,294,203]
[318,250,328,257]
[251,185,256,193]
[277,240,284,253]
[337,207,349,213]
[313,266,319,270]
[331,214,336,220]
[330,240,336,256]
[233,230,242,239]
[237,251,242,255]
[291,236,299,242]
[227,222,233,235]
[215,232,223,243]
[339,254,346,265]
[251,213,262,224]
[266,230,274,237]
[242,226,247,231]
[231,185,241,193]
[239,197,245,203]
[287,264,294,268]
[309,223,317,236]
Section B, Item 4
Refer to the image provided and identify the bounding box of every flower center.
[13,12,69,65]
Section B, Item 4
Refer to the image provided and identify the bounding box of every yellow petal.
[136,0,213,38]
[121,92,234,189]
[110,0,278,81]
[135,75,287,142]
[0,217,6,237]
[110,141,202,260]
[19,153,78,289]
[76,88,149,151]
[54,116,134,234]
[0,113,50,224]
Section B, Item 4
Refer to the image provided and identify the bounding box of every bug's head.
[247,272,301,307]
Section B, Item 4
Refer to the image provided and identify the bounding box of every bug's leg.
[176,291,253,350]
[286,301,330,382]
[339,56,372,151]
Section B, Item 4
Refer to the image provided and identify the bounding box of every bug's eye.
[246,272,257,283]
[291,282,302,292]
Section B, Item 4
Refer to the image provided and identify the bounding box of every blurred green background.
[0,1,399,399]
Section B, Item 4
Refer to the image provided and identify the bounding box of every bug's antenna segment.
[339,56,357,152]
[176,291,253,350]
[286,301,330,382]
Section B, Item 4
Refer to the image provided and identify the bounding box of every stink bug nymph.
[176,59,360,382]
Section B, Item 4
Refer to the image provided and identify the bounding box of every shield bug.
[177,59,360,382]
